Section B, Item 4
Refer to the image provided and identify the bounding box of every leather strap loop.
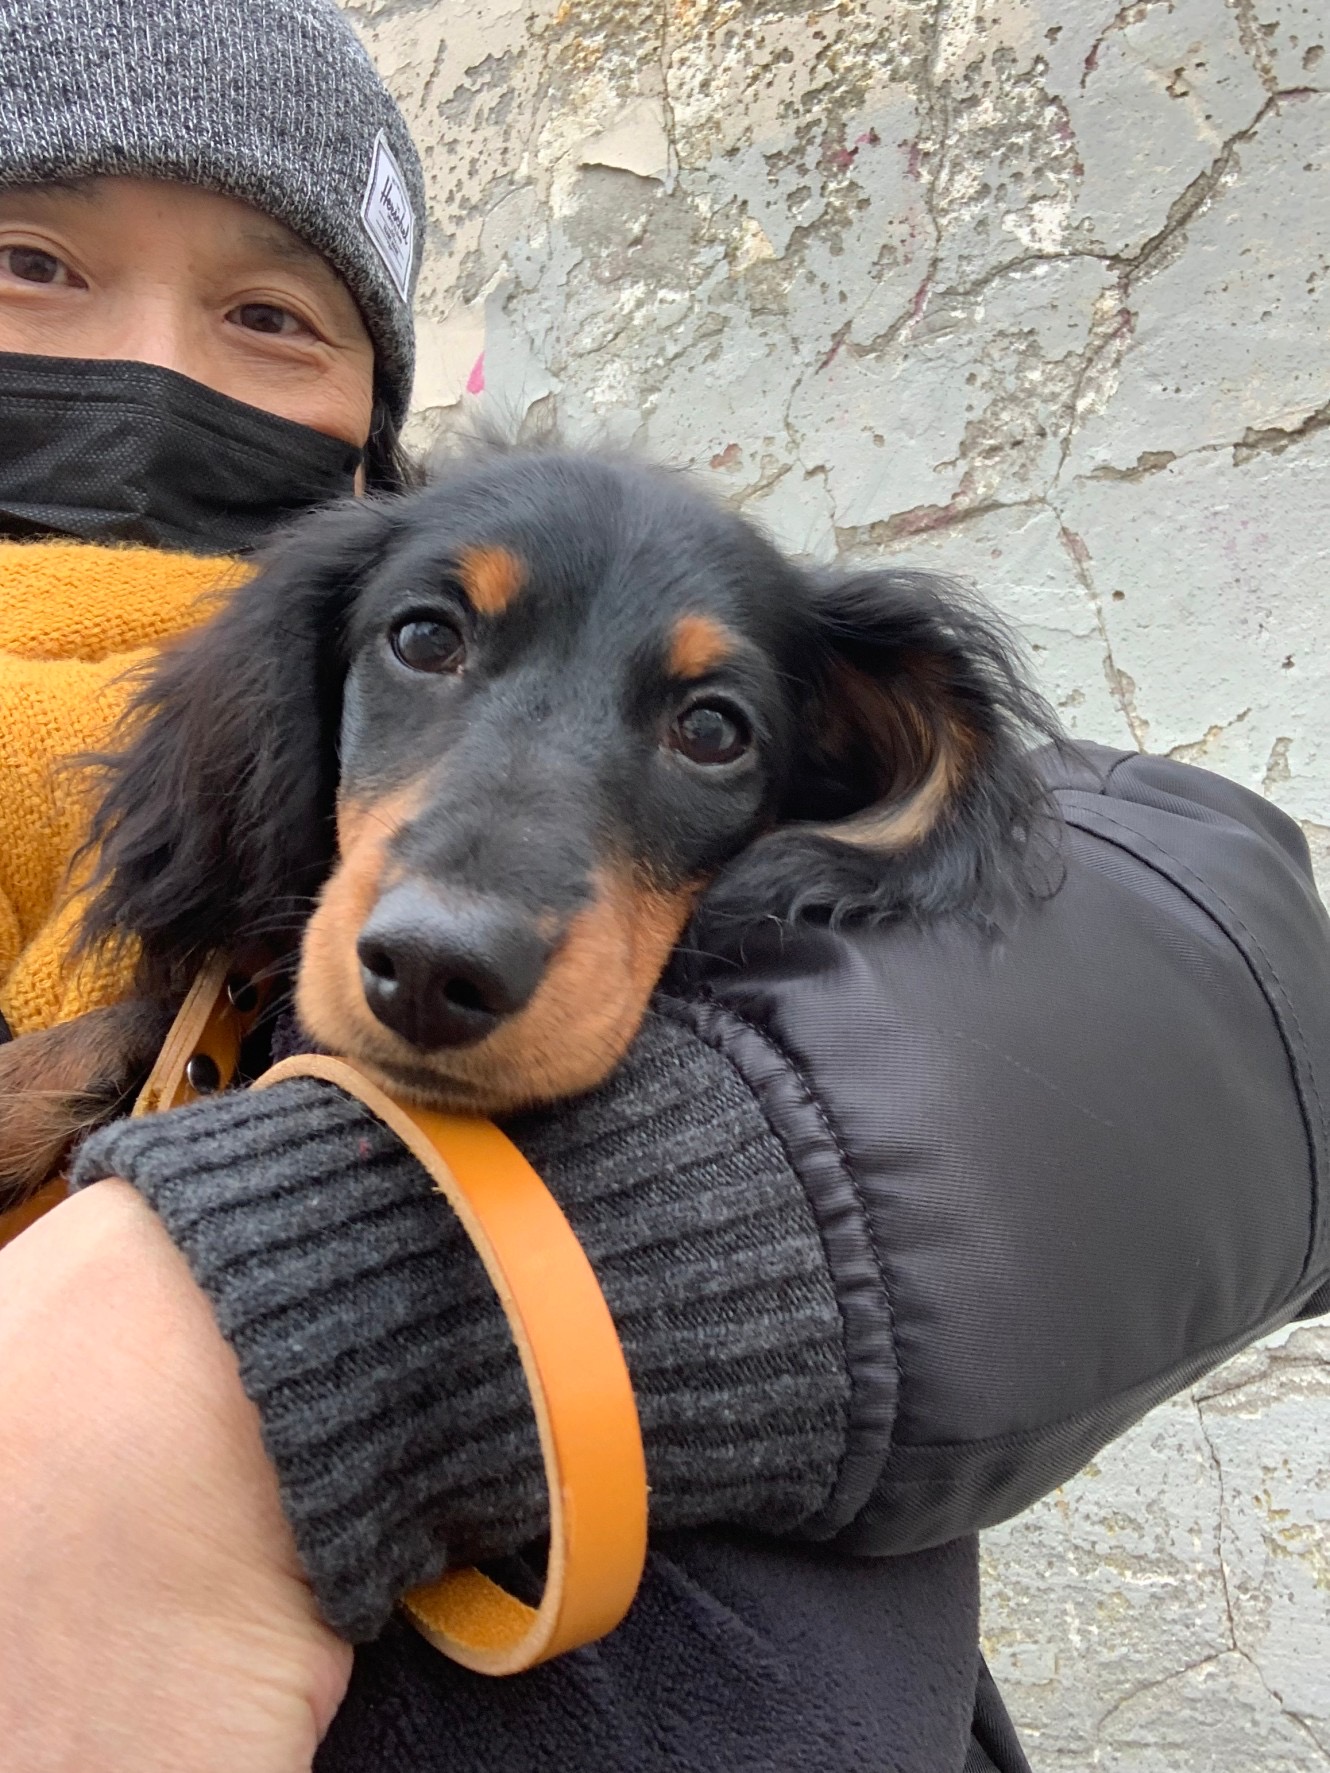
[255,1055,648,1674]
[133,953,258,1116]
[133,967,648,1675]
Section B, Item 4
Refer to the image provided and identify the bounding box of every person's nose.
[101,284,207,382]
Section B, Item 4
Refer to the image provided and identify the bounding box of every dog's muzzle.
[356,883,553,1050]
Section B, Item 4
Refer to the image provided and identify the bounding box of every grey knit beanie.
[0,0,425,424]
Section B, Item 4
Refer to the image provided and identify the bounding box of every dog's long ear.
[695,567,1064,951]
[77,497,398,999]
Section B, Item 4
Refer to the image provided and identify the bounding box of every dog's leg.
[0,1001,173,1209]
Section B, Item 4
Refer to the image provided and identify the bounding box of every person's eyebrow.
[3,177,100,199]
[237,222,343,291]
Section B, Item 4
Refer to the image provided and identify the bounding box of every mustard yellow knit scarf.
[0,540,245,1035]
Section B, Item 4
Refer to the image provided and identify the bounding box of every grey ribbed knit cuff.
[71,1012,850,1642]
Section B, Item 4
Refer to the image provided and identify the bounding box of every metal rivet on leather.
[185,1053,223,1093]
[226,975,259,1014]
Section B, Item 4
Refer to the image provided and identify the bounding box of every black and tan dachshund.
[0,446,1061,1202]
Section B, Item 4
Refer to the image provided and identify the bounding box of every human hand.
[0,1180,352,1773]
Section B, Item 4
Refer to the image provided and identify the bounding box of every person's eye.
[226,301,317,339]
[0,245,87,288]
[667,701,754,767]
[390,616,467,674]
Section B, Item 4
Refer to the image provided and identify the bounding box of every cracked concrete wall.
[981,1320,1330,1770]
[342,0,1329,1764]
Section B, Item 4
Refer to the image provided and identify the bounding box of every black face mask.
[0,352,363,555]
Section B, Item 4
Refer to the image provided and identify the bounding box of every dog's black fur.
[0,445,1063,1201]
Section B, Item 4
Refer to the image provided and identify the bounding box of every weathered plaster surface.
[344,0,1329,1761]
[983,1322,1330,1769]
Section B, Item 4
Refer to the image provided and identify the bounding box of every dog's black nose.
[357,884,550,1051]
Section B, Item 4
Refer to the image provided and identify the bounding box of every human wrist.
[72,1080,543,1642]
[72,1011,851,1642]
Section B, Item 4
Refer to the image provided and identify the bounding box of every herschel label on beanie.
[361,132,415,304]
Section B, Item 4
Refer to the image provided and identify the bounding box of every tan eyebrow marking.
[668,613,738,680]
[458,545,526,617]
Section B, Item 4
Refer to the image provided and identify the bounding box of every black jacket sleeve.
[679,742,1330,1551]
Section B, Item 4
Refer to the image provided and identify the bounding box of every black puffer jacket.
[77,744,1330,1772]
[693,741,1330,1552]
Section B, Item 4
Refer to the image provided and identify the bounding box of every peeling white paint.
[411,302,487,411]
[577,96,671,184]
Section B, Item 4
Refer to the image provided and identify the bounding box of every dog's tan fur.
[0,999,170,1209]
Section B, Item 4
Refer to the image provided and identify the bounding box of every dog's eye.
[391,617,466,674]
[668,702,752,766]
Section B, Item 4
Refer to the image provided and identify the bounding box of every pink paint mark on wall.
[466,352,486,395]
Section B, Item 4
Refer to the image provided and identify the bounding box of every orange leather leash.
[133,952,263,1115]
[0,953,259,1251]
[134,966,649,1675]
[256,1055,648,1671]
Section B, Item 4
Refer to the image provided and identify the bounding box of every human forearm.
[72,1010,851,1641]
